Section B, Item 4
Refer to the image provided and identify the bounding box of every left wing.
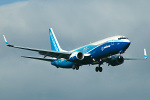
[3,35,71,59]
[21,56,56,62]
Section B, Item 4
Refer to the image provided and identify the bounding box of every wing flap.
[124,58,145,60]
[9,44,71,59]
[21,56,56,62]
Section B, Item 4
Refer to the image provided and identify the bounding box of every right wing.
[3,35,71,59]
[91,49,147,65]
[124,48,147,60]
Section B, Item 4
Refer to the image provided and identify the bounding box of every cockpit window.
[118,37,128,40]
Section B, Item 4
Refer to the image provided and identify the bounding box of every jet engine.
[69,52,84,62]
[108,55,124,66]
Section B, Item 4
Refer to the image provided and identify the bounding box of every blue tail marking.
[49,28,60,51]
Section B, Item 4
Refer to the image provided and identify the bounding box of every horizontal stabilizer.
[21,56,56,62]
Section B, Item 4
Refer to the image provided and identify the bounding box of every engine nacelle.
[108,55,124,66]
[69,52,84,62]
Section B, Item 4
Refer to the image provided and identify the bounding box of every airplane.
[3,28,147,72]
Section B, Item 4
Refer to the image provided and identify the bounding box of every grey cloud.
[0,0,150,100]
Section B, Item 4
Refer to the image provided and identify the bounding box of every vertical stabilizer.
[49,28,63,51]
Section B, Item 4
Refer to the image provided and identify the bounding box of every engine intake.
[108,55,124,66]
[69,52,84,61]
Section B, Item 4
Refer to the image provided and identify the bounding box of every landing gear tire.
[75,66,79,70]
[95,67,99,72]
[72,65,79,70]
[99,67,103,72]
[95,67,103,72]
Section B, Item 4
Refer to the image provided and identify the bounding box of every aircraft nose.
[126,40,131,48]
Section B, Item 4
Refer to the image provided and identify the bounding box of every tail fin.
[49,28,63,51]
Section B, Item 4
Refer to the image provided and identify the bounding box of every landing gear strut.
[95,64,103,72]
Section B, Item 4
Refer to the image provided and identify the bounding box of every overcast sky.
[0,0,150,100]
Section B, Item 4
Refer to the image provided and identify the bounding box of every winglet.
[3,35,9,45]
[144,48,147,59]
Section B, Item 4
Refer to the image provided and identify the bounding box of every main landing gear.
[72,65,79,70]
[95,64,103,72]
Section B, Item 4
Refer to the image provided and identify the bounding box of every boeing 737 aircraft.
[3,28,147,72]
